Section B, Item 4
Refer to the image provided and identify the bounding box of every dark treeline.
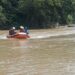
[0,0,75,29]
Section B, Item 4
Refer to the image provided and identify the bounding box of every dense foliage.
[0,0,75,29]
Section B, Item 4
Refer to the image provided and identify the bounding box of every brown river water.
[0,27,75,75]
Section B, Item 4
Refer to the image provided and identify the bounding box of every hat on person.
[20,26,24,29]
[12,27,15,30]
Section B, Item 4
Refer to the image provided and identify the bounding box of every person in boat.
[19,26,25,32]
[19,26,30,38]
[9,27,17,37]
[19,26,29,35]
[25,26,29,34]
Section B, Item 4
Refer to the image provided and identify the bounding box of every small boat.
[7,32,30,39]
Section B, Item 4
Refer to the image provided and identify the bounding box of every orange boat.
[7,33,30,39]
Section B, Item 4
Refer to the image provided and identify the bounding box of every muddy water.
[0,34,75,75]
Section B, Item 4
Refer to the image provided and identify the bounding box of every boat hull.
[7,33,30,39]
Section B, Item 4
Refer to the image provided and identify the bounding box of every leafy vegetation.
[0,0,75,29]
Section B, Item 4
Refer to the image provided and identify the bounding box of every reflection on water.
[0,35,75,75]
[11,39,29,49]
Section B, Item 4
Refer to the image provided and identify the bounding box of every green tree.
[0,5,7,29]
[0,0,75,29]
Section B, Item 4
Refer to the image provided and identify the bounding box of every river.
[0,27,75,75]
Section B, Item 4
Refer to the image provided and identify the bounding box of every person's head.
[20,26,24,29]
[12,27,15,30]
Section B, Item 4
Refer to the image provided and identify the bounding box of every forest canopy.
[0,0,75,29]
